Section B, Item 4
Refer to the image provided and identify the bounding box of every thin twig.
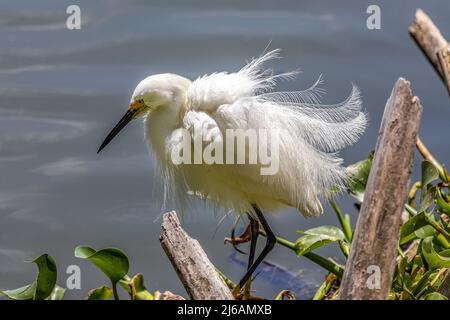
[408,181,422,208]
[416,137,449,182]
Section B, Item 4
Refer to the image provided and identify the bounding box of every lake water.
[1,0,449,299]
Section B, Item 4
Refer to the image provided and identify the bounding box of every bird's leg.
[247,214,259,269]
[233,205,276,296]
[243,213,259,299]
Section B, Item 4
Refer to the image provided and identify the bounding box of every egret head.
[97,73,190,153]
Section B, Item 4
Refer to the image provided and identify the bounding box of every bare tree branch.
[160,211,234,300]
[339,78,423,300]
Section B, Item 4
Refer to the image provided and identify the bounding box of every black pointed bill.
[97,109,137,153]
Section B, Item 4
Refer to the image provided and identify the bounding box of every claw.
[224,222,253,255]
[231,272,261,300]
[232,285,243,299]
[231,283,264,300]
[224,224,252,244]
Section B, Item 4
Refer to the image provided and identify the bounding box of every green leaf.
[295,226,346,255]
[401,226,436,246]
[400,212,430,245]
[414,225,436,239]
[301,225,347,238]
[75,246,129,285]
[397,256,409,285]
[87,286,113,300]
[417,161,439,218]
[411,269,434,296]
[421,237,450,270]
[125,274,154,300]
[48,286,66,300]
[437,191,450,214]
[346,152,373,202]
[33,254,58,300]
[421,161,439,189]
[0,284,36,300]
[118,274,154,300]
[0,254,57,300]
[419,186,436,213]
[132,274,153,300]
[422,292,448,300]
[312,279,330,300]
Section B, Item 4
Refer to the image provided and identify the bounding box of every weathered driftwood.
[159,211,234,300]
[338,78,423,300]
[153,290,185,300]
[437,45,450,97]
[409,9,448,80]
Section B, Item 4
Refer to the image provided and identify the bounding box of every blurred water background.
[1,0,449,299]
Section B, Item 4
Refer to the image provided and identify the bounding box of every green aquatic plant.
[276,152,450,300]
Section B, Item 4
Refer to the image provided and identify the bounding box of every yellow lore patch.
[129,100,144,112]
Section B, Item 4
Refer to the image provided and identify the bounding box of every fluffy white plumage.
[132,49,367,217]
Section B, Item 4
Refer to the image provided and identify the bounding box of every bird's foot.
[224,224,252,254]
[232,287,243,299]
[231,284,263,300]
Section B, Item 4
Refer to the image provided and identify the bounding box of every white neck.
[144,98,185,161]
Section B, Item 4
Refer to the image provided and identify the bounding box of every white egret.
[98,49,367,294]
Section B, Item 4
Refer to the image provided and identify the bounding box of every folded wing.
[178,49,367,217]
